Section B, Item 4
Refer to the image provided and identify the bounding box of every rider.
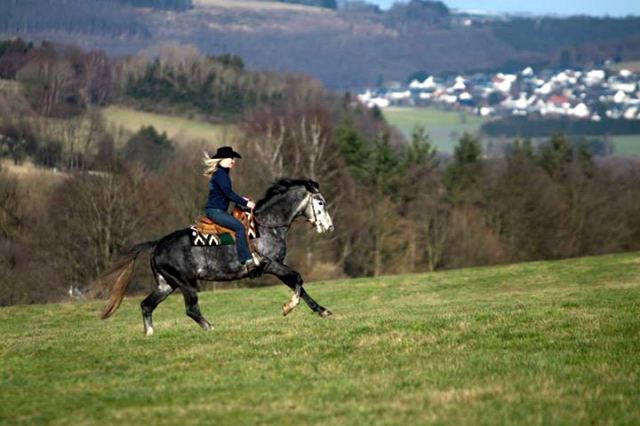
[203,146,257,275]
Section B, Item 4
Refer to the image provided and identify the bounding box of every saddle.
[191,207,259,248]
[196,216,237,238]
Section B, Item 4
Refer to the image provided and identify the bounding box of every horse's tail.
[97,240,157,320]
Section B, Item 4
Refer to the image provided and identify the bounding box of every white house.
[453,76,467,91]
[409,76,436,90]
[584,69,606,86]
[614,90,629,103]
[570,102,590,118]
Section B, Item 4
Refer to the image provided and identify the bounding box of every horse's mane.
[255,178,319,210]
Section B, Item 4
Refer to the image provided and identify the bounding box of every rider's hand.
[246,200,256,210]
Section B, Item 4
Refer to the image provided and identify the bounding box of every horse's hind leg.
[141,273,175,336]
[181,282,212,331]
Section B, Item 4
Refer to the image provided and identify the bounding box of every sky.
[368,0,640,17]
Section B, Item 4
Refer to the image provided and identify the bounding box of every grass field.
[382,107,486,153]
[607,61,640,72]
[383,107,640,156]
[1,252,640,425]
[612,134,640,155]
[102,106,236,145]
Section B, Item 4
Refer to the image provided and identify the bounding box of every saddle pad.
[189,225,235,246]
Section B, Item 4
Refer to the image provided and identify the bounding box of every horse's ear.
[306,180,320,193]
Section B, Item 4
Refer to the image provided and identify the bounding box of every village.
[358,65,640,121]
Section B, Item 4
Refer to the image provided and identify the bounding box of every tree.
[405,125,437,168]
[46,168,172,295]
[0,121,37,165]
[122,126,174,171]
[367,132,399,276]
[397,125,442,272]
[0,172,27,240]
[16,54,82,117]
[335,116,370,181]
[486,139,556,261]
[444,132,483,204]
[538,132,573,178]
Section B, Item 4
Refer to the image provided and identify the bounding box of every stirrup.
[251,252,263,267]
[245,262,263,279]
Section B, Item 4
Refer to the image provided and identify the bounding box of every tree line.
[0,0,151,38]
[0,39,313,122]
[481,117,640,139]
[2,42,640,306]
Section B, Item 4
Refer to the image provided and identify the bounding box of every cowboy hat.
[211,146,242,159]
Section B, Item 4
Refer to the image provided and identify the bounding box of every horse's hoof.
[145,327,154,337]
[319,309,333,318]
[282,304,290,316]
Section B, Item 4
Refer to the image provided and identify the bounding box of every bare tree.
[46,168,171,294]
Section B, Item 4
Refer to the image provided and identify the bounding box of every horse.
[97,178,334,336]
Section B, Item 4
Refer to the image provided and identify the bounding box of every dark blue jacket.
[205,167,248,211]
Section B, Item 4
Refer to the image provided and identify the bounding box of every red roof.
[548,95,569,104]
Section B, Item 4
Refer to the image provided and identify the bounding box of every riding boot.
[245,261,263,279]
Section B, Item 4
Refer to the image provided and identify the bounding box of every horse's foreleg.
[283,284,301,316]
[267,261,331,317]
[300,287,332,318]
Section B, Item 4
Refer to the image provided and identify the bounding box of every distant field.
[608,61,640,72]
[102,106,237,145]
[0,159,69,182]
[612,134,640,155]
[2,252,640,425]
[194,0,327,12]
[0,79,20,92]
[383,107,640,156]
[383,107,486,153]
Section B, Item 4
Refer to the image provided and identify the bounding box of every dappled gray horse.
[98,179,334,336]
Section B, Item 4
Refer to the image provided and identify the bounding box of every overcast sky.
[368,0,640,17]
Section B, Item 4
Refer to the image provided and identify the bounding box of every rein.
[253,215,312,229]
[252,193,317,229]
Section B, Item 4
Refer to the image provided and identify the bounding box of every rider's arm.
[217,173,248,207]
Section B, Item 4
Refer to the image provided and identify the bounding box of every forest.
[481,117,640,138]
[2,40,640,306]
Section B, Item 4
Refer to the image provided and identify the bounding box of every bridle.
[252,192,319,229]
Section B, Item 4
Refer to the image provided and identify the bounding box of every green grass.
[383,107,486,153]
[607,61,640,72]
[2,252,640,425]
[102,106,237,144]
[612,134,640,155]
[383,107,640,157]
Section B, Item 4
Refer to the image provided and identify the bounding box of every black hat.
[212,146,242,159]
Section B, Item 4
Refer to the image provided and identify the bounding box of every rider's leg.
[205,208,252,264]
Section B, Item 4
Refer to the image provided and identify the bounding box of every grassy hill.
[1,252,639,424]
[102,106,237,145]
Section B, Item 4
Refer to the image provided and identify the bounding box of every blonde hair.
[203,151,222,178]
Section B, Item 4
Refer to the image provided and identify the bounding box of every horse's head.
[255,179,334,233]
[301,181,334,234]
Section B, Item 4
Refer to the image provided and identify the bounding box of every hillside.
[1,252,639,424]
[102,106,237,144]
[1,0,639,87]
